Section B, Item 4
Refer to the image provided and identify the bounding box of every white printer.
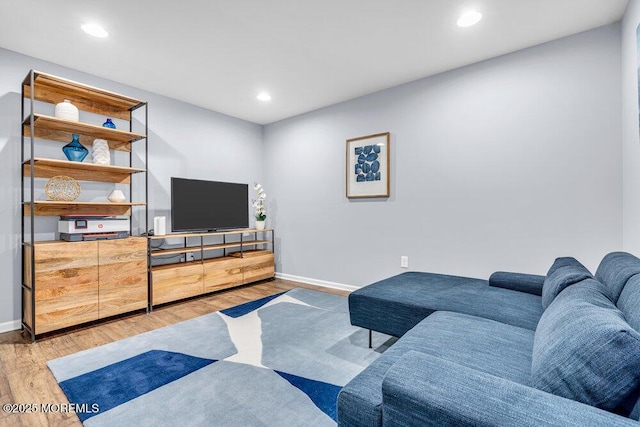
[58,216,130,241]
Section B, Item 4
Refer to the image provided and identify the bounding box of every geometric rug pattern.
[47,288,388,426]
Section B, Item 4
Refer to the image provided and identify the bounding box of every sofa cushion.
[618,274,640,332]
[349,272,543,337]
[595,252,640,303]
[338,311,534,427]
[488,271,545,296]
[532,278,640,410]
[617,274,640,419]
[541,257,592,309]
[381,351,640,427]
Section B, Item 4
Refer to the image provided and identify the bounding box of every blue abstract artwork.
[354,145,380,183]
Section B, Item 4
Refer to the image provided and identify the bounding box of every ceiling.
[0,0,629,125]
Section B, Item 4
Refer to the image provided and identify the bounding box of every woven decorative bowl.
[44,175,81,201]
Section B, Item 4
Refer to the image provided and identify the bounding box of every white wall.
[0,47,264,328]
[264,24,623,288]
[622,1,640,254]
[0,22,627,327]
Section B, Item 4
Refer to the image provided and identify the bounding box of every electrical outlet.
[186,252,195,262]
[400,256,409,268]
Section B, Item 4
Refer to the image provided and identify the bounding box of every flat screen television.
[171,177,249,232]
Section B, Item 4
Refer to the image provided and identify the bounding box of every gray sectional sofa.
[338,252,640,426]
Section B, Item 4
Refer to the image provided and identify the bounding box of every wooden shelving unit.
[21,70,149,340]
[148,229,275,307]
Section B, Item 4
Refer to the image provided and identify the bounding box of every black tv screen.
[171,177,249,232]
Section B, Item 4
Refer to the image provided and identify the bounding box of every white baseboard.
[275,272,360,292]
[0,320,21,333]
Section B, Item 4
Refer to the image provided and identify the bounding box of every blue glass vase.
[102,118,116,129]
[62,134,88,162]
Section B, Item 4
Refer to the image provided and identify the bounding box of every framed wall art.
[346,132,390,198]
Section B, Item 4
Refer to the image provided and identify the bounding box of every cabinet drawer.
[152,263,203,305]
[241,250,275,284]
[203,256,243,292]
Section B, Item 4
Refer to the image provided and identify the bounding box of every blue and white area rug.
[47,288,389,426]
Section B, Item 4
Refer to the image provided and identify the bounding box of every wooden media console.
[148,229,275,307]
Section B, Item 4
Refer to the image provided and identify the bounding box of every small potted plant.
[252,182,267,230]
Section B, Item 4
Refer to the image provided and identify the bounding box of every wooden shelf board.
[24,201,146,217]
[241,240,271,246]
[150,240,271,257]
[202,242,242,251]
[24,158,145,174]
[230,249,273,258]
[151,247,193,257]
[148,228,273,240]
[24,238,145,246]
[24,158,145,184]
[25,200,145,206]
[23,114,146,152]
[202,241,270,251]
[23,70,145,121]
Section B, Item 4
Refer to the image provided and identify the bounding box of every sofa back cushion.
[595,252,640,304]
[618,274,640,332]
[532,278,640,412]
[541,257,592,309]
[617,274,640,420]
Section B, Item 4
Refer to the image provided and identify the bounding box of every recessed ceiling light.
[457,11,482,27]
[81,23,109,38]
[257,92,272,102]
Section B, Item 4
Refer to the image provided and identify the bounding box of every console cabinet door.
[242,250,275,284]
[203,256,244,292]
[152,263,203,305]
[32,241,99,334]
[98,237,148,318]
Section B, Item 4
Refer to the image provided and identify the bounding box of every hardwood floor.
[0,279,349,427]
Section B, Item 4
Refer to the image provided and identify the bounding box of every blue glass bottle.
[102,118,116,129]
[62,134,89,162]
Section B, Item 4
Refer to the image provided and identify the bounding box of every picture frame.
[346,132,390,198]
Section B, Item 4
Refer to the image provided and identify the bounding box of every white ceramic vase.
[108,189,126,203]
[54,99,79,121]
[92,139,111,165]
[256,220,266,230]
